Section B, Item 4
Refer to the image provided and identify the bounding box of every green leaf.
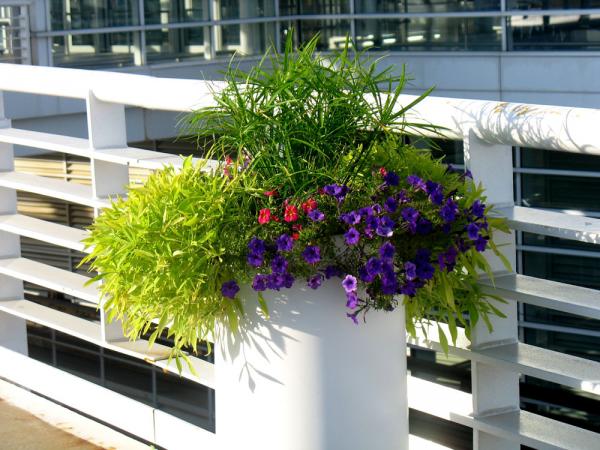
[437,324,449,355]
[257,292,270,319]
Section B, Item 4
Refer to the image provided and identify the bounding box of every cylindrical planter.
[215,281,408,450]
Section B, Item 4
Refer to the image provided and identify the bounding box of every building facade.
[1,1,600,448]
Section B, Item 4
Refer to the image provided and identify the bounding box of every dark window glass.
[280,0,349,15]
[356,17,502,51]
[521,147,600,172]
[355,0,500,14]
[508,0,600,9]
[282,20,352,50]
[509,14,600,50]
[52,33,137,69]
[55,343,101,383]
[104,352,154,405]
[145,28,207,63]
[50,0,138,31]
[520,173,600,211]
[522,249,600,290]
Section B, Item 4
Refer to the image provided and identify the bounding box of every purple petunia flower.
[358,206,374,218]
[342,274,358,293]
[346,291,359,309]
[365,257,383,277]
[271,255,288,274]
[283,272,295,288]
[359,265,375,283]
[466,223,480,240]
[438,246,458,271]
[471,200,485,219]
[457,238,471,253]
[384,171,400,186]
[221,280,240,299]
[252,274,268,292]
[307,273,323,290]
[440,198,459,223]
[308,209,325,222]
[401,207,420,234]
[416,262,435,280]
[323,184,342,196]
[247,253,264,267]
[324,265,342,279]
[464,169,473,179]
[416,218,433,235]
[347,312,359,325]
[276,234,294,252]
[248,237,266,255]
[426,181,444,205]
[345,227,360,246]
[267,273,286,290]
[381,274,399,295]
[384,196,398,213]
[376,216,395,237]
[302,245,321,264]
[407,175,427,191]
[400,280,418,297]
[340,211,361,225]
[404,262,417,281]
[474,236,488,252]
[379,242,395,260]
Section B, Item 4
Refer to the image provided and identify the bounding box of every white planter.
[215,281,408,450]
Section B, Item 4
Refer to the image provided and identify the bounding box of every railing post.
[463,129,519,450]
[86,90,129,342]
[0,91,27,354]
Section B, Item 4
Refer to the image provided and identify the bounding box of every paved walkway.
[0,399,103,450]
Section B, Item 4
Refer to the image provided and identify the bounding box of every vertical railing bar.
[274,0,280,52]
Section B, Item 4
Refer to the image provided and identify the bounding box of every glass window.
[280,0,349,15]
[508,0,600,10]
[281,20,352,50]
[145,27,208,63]
[220,0,272,19]
[50,0,139,31]
[509,14,600,50]
[354,0,500,14]
[520,173,600,211]
[211,23,275,56]
[521,147,600,172]
[356,17,502,51]
[52,32,138,68]
[144,0,206,25]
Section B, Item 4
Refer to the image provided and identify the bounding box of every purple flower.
[384,171,400,186]
[342,274,358,293]
[471,200,485,219]
[344,227,360,246]
[440,198,458,223]
[384,196,398,213]
[426,181,444,205]
[308,209,325,222]
[252,274,268,292]
[464,169,473,179]
[400,280,418,297]
[347,312,359,325]
[407,175,427,191]
[376,216,395,237]
[358,206,374,218]
[248,237,266,255]
[307,273,323,290]
[401,207,419,233]
[324,265,342,279]
[359,265,375,282]
[276,234,294,252]
[474,236,488,252]
[381,274,399,295]
[416,263,435,280]
[221,280,240,299]
[283,272,295,288]
[247,253,264,267]
[457,238,471,253]
[365,257,383,277]
[271,255,288,274]
[404,262,417,280]
[302,245,321,264]
[438,246,458,271]
[267,273,286,290]
[340,211,361,225]
[467,223,480,240]
[372,204,383,214]
[416,218,433,235]
[346,291,359,309]
[323,184,349,201]
[379,242,395,260]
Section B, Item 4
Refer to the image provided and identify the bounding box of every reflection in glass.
[52,32,137,68]
[146,27,207,63]
[520,173,600,211]
[212,23,275,56]
[50,0,139,30]
[521,147,600,172]
[281,20,351,50]
[508,0,600,10]
[280,0,349,15]
[354,0,500,14]
[509,14,600,50]
[356,17,501,51]
[144,0,205,24]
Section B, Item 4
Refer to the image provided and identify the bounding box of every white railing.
[0,63,599,450]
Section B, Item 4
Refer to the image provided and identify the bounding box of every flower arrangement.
[83,34,510,365]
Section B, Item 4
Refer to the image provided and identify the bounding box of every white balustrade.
[0,63,598,450]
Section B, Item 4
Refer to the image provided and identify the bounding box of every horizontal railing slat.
[497,206,600,244]
[0,213,88,252]
[0,257,98,303]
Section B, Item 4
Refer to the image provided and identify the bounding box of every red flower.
[272,215,281,222]
[264,190,278,197]
[301,198,317,214]
[379,167,387,177]
[225,155,233,166]
[284,205,298,223]
[258,208,271,224]
[292,232,300,240]
[292,224,303,232]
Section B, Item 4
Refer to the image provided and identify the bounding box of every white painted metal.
[497,205,600,244]
[464,131,519,450]
[216,282,408,450]
[154,409,216,450]
[0,257,98,303]
[0,91,26,354]
[0,213,89,252]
